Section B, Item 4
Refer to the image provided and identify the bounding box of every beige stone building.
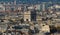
[24,11,31,21]
[0,4,5,12]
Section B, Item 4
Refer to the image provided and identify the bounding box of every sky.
[0,0,60,2]
[17,0,59,2]
[0,0,60,4]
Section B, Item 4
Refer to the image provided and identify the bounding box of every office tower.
[31,10,36,21]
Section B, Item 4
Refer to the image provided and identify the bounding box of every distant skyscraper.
[14,0,16,5]
[34,4,41,11]
[42,2,46,11]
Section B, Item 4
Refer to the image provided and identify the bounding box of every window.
[26,19,28,21]
[0,7,3,10]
